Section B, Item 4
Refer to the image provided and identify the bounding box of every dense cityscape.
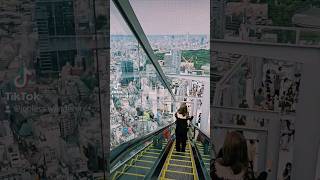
[110,34,210,149]
[0,0,318,179]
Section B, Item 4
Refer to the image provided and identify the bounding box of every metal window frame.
[112,0,175,100]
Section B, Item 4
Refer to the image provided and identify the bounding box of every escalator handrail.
[110,122,175,164]
[190,123,210,141]
[190,123,217,158]
[192,143,211,180]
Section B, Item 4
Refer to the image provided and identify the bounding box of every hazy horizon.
[111,0,210,35]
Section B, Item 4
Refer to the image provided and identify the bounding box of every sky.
[110,0,210,35]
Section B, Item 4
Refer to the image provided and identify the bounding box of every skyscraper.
[35,0,76,77]
[172,50,181,74]
[120,60,134,86]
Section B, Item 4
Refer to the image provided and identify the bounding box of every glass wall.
[110,1,174,149]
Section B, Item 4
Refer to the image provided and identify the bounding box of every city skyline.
[111,0,210,35]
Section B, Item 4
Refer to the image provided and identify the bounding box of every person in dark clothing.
[254,88,265,107]
[211,132,267,180]
[274,74,281,96]
[282,162,292,180]
[175,103,193,152]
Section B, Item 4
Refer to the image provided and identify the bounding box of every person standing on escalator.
[175,103,193,152]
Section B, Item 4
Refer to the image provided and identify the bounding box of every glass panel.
[110,1,174,150]
[129,0,210,75]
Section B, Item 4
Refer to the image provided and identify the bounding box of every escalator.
[160,140,197,180]
[112,140,169,179]
[111,123,213,180]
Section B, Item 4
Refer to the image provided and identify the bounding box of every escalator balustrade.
[195,141,211,173]
[112,140,168,180]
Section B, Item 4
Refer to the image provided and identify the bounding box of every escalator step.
[126,165,151,169]
[144,151,160,155]
[169,159,192,166]
[133,161,153,167]
[171,154,191,159]
[167,165,193,173]
[165,170,194,175]
[115,171,145,180]
[148,148,163,152]
[132,159,154,164]
[164,171,194,180]
[168,163,192,169]
[139,156,157,162]
[125,166,150,175]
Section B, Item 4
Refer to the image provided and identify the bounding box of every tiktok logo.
[14,63,32,88]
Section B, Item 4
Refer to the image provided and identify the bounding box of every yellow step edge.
[115,171,145,177]
[201,154,210,157]
[133,159,154,163]
[144,151,160,155]
[173,151,191,153]
[148,148,162,151]
[173,150,190,153]
[169,159,192,163]
[168,164,193,168]
[171,154,191,158]
[164,170,194,175]
[125,165,151,169]
[136,154,157,159]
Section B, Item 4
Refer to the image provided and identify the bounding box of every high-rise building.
[172,50,181,74]
[163,50,181,74]
[120,60,134,86]
[35,0,76,77]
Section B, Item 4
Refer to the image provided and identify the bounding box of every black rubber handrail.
[190,123,216,158]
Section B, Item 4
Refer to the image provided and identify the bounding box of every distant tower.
[172,50,181,75]
[120,60,134,86]
[187,33,190,48]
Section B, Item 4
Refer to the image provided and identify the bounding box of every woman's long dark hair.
[177,103,188,116]
[220,131,249,174]
[283,162,292,176]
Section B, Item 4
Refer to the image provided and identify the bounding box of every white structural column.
[292,62,320,180]
[266,117,281,180]
[200,78,210,136]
